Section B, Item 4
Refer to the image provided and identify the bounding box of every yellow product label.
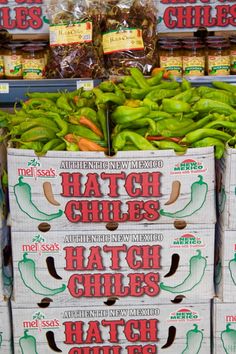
[4,55,22,77]
[183,56,205,76]
[230,50,236,72]
[208,55,230,75]
[50,22,93,46]
[22,58,45,80]
[159,56,182,77]
[0,55,4,77]
[102,28,144,54]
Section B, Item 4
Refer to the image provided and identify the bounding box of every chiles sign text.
[64,244,161,298]
[0,0,43,30]
[160,0,236,29]
[60,172,162,223]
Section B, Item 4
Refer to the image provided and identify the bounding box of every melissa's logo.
[225,315,236,322]
[22,235,61,255]
[171,159,207,175]
[171,233,205,248]
[18,159,57,179]
[169,308,200,322]
[23,311,60,330]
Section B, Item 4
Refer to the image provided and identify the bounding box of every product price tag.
[76,80,94,90]
[0,83,9,94]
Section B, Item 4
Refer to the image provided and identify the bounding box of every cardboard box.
[0,300,13,353]
[213,297,236,354]
[12,302,211,353]
[0,223,12,300]
[11,224,215,306]
[216,148,236,230]
[215,224,236,303]
[7,147,216,231]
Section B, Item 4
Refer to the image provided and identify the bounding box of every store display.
[0,1,236,353]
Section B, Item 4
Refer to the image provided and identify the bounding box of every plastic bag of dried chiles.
[102,0,158,75]
[45,0,106,78]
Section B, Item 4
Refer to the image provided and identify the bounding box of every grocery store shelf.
[1,75,236,105]
[0,78,101,105]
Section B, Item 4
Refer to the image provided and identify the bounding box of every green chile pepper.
[221,324,236,354]
[204,120,236,132]
[26,91,61,100]
[67,124,102,141]
[204,91,236,106]
[19,329,38,354]
[113,131,156,152]
[192,137,225,159]
[75,107,98,124]
[229,253,236,286]
[212,81,236,93]
[53,115,68,137]
[99,81,115,92]
[160,175,208,219]
[145,88,181,102]
[181,129,232,144]
[129,67,149,89]
[20,127,57,142]
[182,324,203,354]
[56,94,73,112]
[160,250,207,293]
[18,252,66,296]
[181,78,192,91]
[97,108,108,143]
[122,76,139,88]
[14,176,63,221]
[162,114,213,138]
[117,118,156,132]
[19,142,44,153]
[39,138,64,155]
[142,98,159,111]
[146,71,163,86]
[152,140,187,152]
[111,106,150,124]
[193,99,235,115]
[162,99,191,113]
[18,118,59,133]
[173,88,195,102]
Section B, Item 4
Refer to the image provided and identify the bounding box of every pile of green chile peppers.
[0,87,110,154]
[1,67,236,157]
[109,68,236,158]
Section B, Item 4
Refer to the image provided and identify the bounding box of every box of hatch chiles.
[216,148,236,230]
[11,302,211,353]
[0,300,12,354]
[213,297,236,354]
[11,223,215,306]
[7,147,215,232]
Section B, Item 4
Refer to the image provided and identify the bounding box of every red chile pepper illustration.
[160,250,207,293]
[160,175,208,219]
[13,176,63,221]
[18,253,66,296]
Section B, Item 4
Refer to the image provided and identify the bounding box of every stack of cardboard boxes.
[214,148,236,353]
[7,147,216,352]
[0,144,13,353]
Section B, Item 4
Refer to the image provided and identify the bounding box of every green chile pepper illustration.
[18,253,66,296]
[19,330,38,354]
[160,175,208,218]
[182,324,203,354]
[14,176,63,221]
[218,186,226,214]
[221,324,236,353]
[229,254,236,286]
[160,250,207,293]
